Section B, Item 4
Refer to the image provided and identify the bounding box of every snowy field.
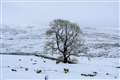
[0,25,120,57]
[0,25,120,80]
[0,55,120,80]
[1,1,119,79]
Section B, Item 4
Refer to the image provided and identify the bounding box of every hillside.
[0,25,120,57]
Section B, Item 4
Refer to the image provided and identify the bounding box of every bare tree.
[44,19,85,63]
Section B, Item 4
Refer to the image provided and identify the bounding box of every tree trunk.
[63,57,68,63]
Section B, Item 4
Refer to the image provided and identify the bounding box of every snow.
[1,1,119,79]
[0,55,119,80]
[0,25,120,57]
[0,25,120,79]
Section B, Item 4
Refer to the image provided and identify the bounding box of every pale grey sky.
[2,0,119,1]
[2,1,119,29]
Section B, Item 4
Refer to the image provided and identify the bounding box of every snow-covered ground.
[0,55,120,80]
[0,25,120,57]
[0,25,120,80]
[0,1,119,79]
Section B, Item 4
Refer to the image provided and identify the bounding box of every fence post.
[45,75,48,80]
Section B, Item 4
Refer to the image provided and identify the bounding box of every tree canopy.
[44,19,85,63]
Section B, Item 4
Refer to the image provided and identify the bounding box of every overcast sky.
[2,1,119,29]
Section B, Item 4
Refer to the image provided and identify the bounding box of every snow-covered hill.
[0,25,120,57]
[0,25,120,80]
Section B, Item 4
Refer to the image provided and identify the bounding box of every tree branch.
[56,33,64,53]
[66,32,78,47]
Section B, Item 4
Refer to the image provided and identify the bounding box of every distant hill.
[0,25,120,58]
